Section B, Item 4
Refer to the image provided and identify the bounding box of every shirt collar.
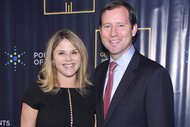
[110,45,135,67]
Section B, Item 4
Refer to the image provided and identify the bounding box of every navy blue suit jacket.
[93,50,174,127]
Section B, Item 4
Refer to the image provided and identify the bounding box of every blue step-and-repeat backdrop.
[0,0,189,127]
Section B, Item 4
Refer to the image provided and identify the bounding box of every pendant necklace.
[67,88,73,127]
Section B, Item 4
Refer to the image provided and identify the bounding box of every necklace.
[67,89,73,127]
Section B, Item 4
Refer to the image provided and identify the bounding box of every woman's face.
[53,39,81,78]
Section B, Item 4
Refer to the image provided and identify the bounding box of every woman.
[20,29,95,127]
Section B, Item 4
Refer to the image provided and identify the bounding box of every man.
[93,0,174,127]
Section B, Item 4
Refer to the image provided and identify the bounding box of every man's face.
[100,6,137,60]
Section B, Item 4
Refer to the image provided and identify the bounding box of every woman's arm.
[20,103,38,127]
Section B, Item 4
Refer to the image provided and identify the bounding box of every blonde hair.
[37,29,91,95]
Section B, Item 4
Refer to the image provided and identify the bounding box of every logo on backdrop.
[4,46,26,71]
[33,52,45,66]
[44,0,96,15]
[0,120,11,126]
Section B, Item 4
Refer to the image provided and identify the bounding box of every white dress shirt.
[103,45,135,100]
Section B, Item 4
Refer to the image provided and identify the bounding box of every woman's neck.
[57,75,78,88]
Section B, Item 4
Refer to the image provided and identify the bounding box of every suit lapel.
[97,61,109,102]
[104,51,140,124]
[96,61,109,125]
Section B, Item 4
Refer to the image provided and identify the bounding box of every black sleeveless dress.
[23,84,95,127]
